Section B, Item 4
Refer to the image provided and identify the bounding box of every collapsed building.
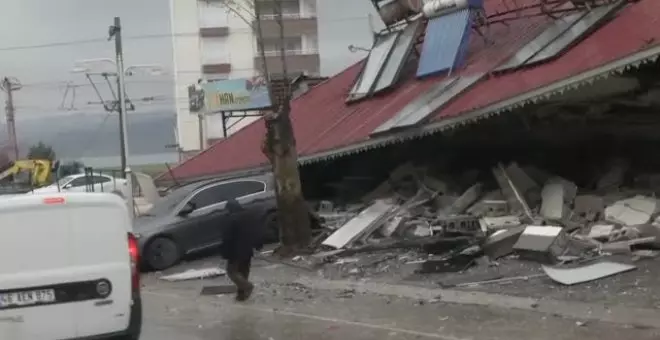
[159,0,660,285]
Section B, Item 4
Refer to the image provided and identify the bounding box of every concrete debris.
[540,177,577,221]
[513,226,569,264]
[160,267,226,282]
[479,216,521,230]
[542,260,636,285]
[605,195,659,226]
[444,183,482,215]
[313,160,660,287]
[483,226,526,260]
[322,200,396,249]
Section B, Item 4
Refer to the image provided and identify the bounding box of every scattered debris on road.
[160,267,226,282]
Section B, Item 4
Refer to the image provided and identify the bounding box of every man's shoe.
[235,283,254,302]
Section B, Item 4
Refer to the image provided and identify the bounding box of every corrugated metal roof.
[416,9,473,78]
[161,0,659,181]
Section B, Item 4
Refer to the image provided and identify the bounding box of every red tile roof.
[162,0,655,181]
[432,0,660,122]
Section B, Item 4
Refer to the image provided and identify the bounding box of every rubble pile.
[312,160,660,286]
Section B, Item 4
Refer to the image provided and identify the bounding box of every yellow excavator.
[0,159,54,187]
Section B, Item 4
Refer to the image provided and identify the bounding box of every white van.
[0,193,142,340]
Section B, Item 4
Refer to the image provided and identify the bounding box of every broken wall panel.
[322,200,396,249]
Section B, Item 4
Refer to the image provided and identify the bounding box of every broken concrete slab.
[445,183,482,215]
[574,195,605,222]
[587,224,616,241]
[322,200,396,249]
[479,216,521,231]
[379,215,407,237]
[160,267,226,282]
[493,163,533,220]
[434,215,482,235]
[540,177,577,221]
[483,225,526,260]
[605,195,659,226]
[513,226,569,264]
[542,261,636,285]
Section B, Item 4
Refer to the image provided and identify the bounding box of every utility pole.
[256,0,312,256]
[109,17,135,218]
[1,77,21,160]
[109,17,129,179]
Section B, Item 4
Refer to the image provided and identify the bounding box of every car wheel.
[145,237,181,271]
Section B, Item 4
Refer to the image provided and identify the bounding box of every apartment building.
[169,0,320,152]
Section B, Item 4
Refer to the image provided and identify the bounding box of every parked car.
[30,173,130,197]
[0,192,141,340]
[134,174,319,271]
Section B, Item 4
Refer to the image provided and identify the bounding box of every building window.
[259,0,301,18]
[259,36,303,55]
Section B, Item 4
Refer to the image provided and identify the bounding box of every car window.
[188,184,227,209]
[68,177,89,187]
[225,180,266,198]
[92,176,112,184]
[186,180,265,210]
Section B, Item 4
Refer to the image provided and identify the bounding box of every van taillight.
[128,233,140,291]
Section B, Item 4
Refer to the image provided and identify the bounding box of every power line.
[0,16,373,52]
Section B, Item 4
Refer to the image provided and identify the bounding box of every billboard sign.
[202,77,272,112]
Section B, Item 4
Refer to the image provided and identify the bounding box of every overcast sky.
[0,0,378,125]
[0,0,176,122]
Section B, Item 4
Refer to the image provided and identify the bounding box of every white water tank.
[422,0,469,18]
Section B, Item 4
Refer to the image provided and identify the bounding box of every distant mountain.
[0,111,177,160]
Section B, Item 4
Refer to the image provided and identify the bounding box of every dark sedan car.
[135,174,283,270]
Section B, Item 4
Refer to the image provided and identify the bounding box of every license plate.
[0,289,56,309]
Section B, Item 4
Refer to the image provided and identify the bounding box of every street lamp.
[71,57,164,219]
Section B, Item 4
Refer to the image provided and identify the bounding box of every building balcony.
[202,62,232,74]
[254,49,320,75]
[253,14,317,38]
[200,27,230,38]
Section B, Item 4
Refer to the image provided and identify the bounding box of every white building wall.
[172,0,322,149]
[170,0,203,151]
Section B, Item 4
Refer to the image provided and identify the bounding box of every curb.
[294,277,660,329]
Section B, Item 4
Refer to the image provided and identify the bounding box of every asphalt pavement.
[139,259,660,340]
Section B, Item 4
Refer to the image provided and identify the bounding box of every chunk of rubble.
[479,216,521,231]
[483,225,526,260]
[587,224,616,241]
[574,195,605,222]
[605,195,659,226]
[322,200,396,249]
[542,261,636,286]
[379,215,408,237]
[540,177,577,221]
[513,226,569,264]
[444,183,482,215]
[492,163,534,220]
[433,215,481,235]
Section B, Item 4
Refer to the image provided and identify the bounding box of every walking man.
[220,198,264,301]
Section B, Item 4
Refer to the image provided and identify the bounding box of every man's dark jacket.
[219,199,265,261]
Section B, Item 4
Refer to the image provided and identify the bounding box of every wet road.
[139,277,660,340]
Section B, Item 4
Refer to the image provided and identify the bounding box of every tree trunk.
[262,111,312,257]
